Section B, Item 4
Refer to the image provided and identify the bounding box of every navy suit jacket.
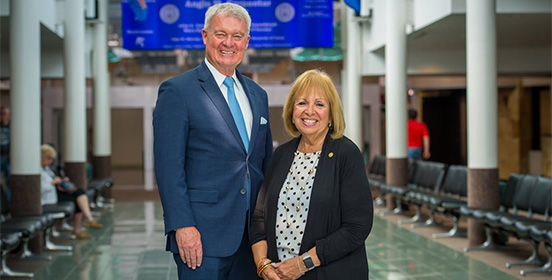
[153,61,273,257]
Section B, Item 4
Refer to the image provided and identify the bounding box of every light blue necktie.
[224,77,250,210]
[224,77,249,151]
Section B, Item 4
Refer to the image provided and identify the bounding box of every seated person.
[40,144,102,239]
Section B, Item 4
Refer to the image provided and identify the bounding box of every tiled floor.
[6,201,547,279]
[365,216,519,280]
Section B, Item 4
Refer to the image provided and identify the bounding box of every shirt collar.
[204,58,241,91]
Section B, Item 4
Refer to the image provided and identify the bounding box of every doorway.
[422,90,466,165]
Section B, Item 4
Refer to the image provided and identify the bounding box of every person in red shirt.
[407,109,430,161]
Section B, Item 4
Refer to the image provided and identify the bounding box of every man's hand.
[423,150,431,159]
[175,226,203,269]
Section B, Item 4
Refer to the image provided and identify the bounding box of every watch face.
[303,254,315,269]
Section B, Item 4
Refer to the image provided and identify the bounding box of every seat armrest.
[442,201,466,209]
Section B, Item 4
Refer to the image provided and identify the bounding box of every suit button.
[240,189,246,195]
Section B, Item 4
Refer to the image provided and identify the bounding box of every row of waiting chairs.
[0,188,75,278]
[87,178,114,209]
[0,177,113,278]
[460,174,551,275]
[367,155,552,276]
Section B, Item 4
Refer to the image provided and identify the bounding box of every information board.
[122,0,333,50]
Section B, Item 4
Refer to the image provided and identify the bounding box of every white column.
[10,0,41,174]
[340,1,348,105]
[467,0,497,168]
[343,5,362,148]
[64,0,87,162]
[144,105,154,191]
[93,0,111,157]
[385,0,408,159]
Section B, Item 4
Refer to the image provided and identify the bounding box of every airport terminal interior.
[0,0,551,279]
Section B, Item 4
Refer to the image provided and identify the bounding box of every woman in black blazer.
[250,69,374,280]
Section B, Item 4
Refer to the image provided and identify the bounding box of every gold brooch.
[328,152,334,158]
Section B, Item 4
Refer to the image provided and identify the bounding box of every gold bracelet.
[257,263,272,277]
[257,258,271,269]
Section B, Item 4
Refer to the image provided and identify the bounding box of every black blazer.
[250,133,374,279]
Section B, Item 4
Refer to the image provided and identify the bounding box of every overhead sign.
[122,0,333,50]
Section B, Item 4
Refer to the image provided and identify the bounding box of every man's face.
[202,14,249,76]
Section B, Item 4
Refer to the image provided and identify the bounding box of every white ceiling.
[0,4,550,77]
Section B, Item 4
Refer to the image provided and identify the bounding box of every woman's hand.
[261,265,281,280]
[272,258,303,280]
[52,176,63,185]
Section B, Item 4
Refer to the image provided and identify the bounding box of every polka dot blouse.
[275,150,321,261]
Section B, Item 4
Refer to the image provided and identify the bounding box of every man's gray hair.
[204,3,251,35]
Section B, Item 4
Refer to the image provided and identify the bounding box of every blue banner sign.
[122,0,333,50]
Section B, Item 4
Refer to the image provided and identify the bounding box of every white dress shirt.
[204,58,253,139]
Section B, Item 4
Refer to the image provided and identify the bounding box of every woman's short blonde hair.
[282,69,345,139]
[41,144,57,159]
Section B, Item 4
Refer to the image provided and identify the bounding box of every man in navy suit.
[153,3,273,279]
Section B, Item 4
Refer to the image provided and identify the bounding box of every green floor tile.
[23,202,526,280]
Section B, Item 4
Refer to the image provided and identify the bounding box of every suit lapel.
[197,62,246,152]
[236,70,259,155]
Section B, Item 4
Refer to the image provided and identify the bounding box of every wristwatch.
[302,252,315,271]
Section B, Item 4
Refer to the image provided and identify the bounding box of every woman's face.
[41,156,53,168]
[292,89,331,140]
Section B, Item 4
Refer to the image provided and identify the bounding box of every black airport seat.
[368,155,386,206]
[520,226,552,276]
[460,173,522,220]
[492,175,544,234]
[0,191,57,258]
[1,187,55,228]
[479,182,532,233]
[0,231,34,278]
[1,232,21,251]
[417,165,468,238]
[42,201,77,240]
[87,177,114,208]
[0,220,39,240]
[382,161,445,224]
[85,187,98,201]
[368,155,386,185]
[377,160,417,215]
[42,201,75,218]
[1,186,72,252]
[462,173,524,252]
[464,174,551,275]
[0,218,51,260]
[89,177,113,191]
[501,176,552,269]
[510,220,552,270]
